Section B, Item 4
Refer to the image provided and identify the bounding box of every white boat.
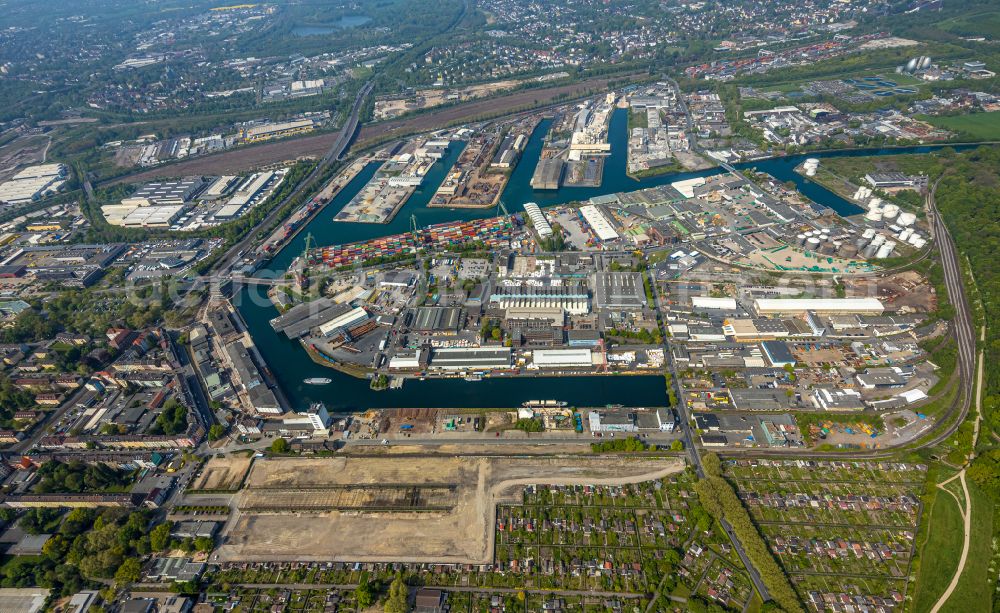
[522,400,568,408]
[304,378,332,385]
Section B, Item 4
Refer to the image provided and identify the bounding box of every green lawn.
[913,472,964,613]
[913,474,996,613]
[943,480,996,612]
[925,112,1000,141]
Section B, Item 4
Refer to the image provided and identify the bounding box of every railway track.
[718,178,978,461]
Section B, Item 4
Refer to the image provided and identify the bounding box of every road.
[210,79,374,278]
[647,268,773,603]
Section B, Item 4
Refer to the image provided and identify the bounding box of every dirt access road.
[215,455,683,564]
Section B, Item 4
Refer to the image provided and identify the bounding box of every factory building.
[594,272,645,309]
[812,388,865,411]
[490,283,590,315]
[753,298,884,316]
[588,407,674,433]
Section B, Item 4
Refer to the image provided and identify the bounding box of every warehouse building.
[761,341,796,367]
[428,347,512,371]
[594,272,645,309]
[523,202,552,238]
[318,306,370,338]
[530,158,564,190]
[0,163,69,204]
[532,348,593,368]
[812,388,864,411]
[579,205,619,241]
[409,306,463,333]
[691,296,737,310]
[753,298,884,316]
[242,119,314,143]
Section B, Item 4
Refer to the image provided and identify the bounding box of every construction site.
[214,456,684,564]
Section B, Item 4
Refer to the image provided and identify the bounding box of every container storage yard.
[313,216,517,268]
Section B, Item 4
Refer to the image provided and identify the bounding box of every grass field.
[925,112,1000,141]
[913,470,963,613]
[938,11,1000,39]
[913,473,995,613]
[944,480,995,612]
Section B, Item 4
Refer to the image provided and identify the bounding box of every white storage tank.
[908,232,923,246]
[862,228,877,240]
[898,228,913,242]
[868,197,883,209]
[796,234,807,246]
[897,212,917,227]
[866,208,883,222]
[882,204,899,219]
[876,242,895,259]
[806,237,821,251]
[913,237,927,249]
[871,233,886,247]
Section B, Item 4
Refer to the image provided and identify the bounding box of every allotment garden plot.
[494,472,756,610]
[725,459,926,609]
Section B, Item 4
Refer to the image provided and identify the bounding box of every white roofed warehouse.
[753,298,884,316]
[523,202,553,238]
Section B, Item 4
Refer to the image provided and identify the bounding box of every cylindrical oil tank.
[897,212,917,226]
[866,209,883,222]
[908,232,923,246]
[796,233,807,246]
[806,237,821,251]
[862,243,879,258]
[876,241,895,259]
[871,233,886,247]
[898,228,913,242]
[882,204,899,219]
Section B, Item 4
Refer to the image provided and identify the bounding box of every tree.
[384,575,408,613]
[150,522,172,551]
[270,438,290,454]
[355,579,377,608]
[208,424,226,441]
[114,558,141,584]
[194,536,214,553]
[670,440,684,452]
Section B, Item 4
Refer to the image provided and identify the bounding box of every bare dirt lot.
[216,455,683,564]
[191,455,254,491]
[0,134,52,181]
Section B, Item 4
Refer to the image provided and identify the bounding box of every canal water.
[238,107,983,410]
